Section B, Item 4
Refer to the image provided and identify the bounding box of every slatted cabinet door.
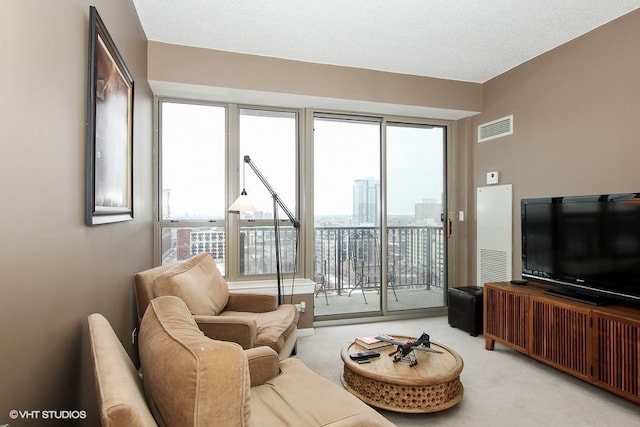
[530,296,591,380]
[484,284,528,353]
[592,312,640,403]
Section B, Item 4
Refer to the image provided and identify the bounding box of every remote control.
[349,350,380,361]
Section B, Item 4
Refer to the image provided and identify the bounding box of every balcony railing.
[165,225,445,295]
[239,225,445,291]
[313,225,445,295]
[240,226,297,275]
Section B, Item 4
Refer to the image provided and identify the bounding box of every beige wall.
[449,117,474,286]
[147,42,483,114]
[470,9,640,283]
[0,1,153,425]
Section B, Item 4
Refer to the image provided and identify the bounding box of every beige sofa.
[134,253,298,359]
[88,296,395,426]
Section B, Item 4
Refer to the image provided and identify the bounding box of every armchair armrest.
[225,292,278,312]
[193,315,257,349]
[245,346,280,387]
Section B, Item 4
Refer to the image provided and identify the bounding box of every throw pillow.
[153,253,229,315]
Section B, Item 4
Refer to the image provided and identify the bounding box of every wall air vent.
[478,114,513,143]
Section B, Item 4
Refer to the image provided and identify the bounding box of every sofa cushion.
[139,296,251,426]
[153,253,229,315]
[221,304,298,353]
[250,358,395,426]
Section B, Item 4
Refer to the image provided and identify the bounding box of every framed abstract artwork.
[86,6,134,225]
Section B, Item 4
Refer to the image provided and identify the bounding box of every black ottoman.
[448,286,484,336]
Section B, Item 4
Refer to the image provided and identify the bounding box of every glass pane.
[239,226,297,276]
[314,117,381,314]
[239,109,296,220]
[161,102,226,220]
[160,226,225,274]
[386,124,445,311]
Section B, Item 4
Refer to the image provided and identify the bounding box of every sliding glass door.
[313,115,447,318]
[314,116,382,315]
[386,123,446,312]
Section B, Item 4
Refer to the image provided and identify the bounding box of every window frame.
[232,106,302,281]
[155,97,303,281]
[154,97,453,295]
[306,111,451,313]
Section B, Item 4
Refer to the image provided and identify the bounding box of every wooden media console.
[484,281,640,404]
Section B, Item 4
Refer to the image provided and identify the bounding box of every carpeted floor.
[296,316,640,426]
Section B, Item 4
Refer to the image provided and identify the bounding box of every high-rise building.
[352,178,380,226]
[415,198,442,224]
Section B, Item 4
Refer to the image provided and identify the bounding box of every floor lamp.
[229,155,300,305]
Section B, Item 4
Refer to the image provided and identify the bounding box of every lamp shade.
[228,190,257,213]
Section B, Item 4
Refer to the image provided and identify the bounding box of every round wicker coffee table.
[340,336,464,413]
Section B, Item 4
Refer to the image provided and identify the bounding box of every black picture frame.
[86,6,134,225]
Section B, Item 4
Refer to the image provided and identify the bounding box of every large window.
[158,100,298,279]
[157,99,449,318]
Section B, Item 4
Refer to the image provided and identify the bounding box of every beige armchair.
[134,253,298,359]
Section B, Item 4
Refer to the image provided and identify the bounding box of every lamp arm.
[243,155,300,228]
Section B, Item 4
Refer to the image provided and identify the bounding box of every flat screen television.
[521,192,640,305]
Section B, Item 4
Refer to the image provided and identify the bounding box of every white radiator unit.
[477,185,512,286]
[478,115,513,143]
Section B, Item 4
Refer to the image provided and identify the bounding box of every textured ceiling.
[133,0,640,83]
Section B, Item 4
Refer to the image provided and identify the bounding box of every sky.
[314,118,444,216]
